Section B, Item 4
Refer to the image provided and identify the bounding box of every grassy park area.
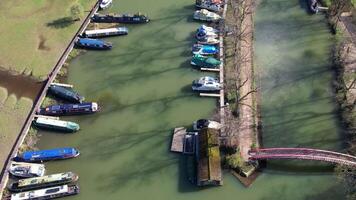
[0,0,95,80]
[0,0,96,169]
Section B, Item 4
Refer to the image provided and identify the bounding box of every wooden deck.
[200,68,220,72]
[199,93,221,98]
[170,127,187,153]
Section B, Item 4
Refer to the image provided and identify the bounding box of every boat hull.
[48,86,84,103]
[18,148,80,163]
[32,121,78,133]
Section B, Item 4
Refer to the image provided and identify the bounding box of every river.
[36,0,346,199]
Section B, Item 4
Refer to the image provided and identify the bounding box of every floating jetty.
[199,93,220,98]
[171,127,187,153]
[200,68,220,72]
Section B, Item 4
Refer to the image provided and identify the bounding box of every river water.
[36,0,346,199]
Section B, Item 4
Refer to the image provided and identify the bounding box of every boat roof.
[22,147,77,160]
[85,27,128,35]
[17,172,74,187]
[47,102,94,110]
[11,185,69,199]
[35,117,71,127]
[78,38,107,45]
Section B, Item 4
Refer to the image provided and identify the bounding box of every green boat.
[190,54,221,68]
[33,117,80,132]
[8,172,79,192]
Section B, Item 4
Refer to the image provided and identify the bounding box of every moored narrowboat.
[83,27,129,38]
[8,172,79,192]
[38,102,99,116]
[48,85,84,103]
[75,38,112,50]
[16,147,80,162]
[6,184,79,200]
[32,117,80,132]
[9,162,45,178]
[91,13,150,24]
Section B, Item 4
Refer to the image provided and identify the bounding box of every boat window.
[45,187,60,194]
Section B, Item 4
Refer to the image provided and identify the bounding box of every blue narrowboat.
[16,147,80,162]
[38,102,99,116]
[75,38,112,50]
[91,13,150,24]
[49,85,84,103]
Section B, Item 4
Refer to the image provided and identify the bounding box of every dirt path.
[339,15,356,105]
[237,0,255,161]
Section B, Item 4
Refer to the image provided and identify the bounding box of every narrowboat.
[6,184,79,200]
[191,54,221,68]
[83,27,129,38]
[38,102,99,116]
[193,119,222,130]
[307,0,319,13]
[91,13,150,24]
[32,117,80,132]
[193,9,221,22]
[192,76,221,92]
[48,85,84,103]
[196,0,222,12]
[75,38,112,50]
[9,162,45,178]
[99,0,112,10]
[16,147,80,162]
[8,172,79,192]
[192,44,219,55]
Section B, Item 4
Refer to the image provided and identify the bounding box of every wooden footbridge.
[249,148,356,166]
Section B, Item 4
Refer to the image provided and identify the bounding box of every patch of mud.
[38,35,50,51]
[0,68,44,100]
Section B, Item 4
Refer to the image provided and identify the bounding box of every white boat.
[8,184,79,200]
[198,25,219,34]
[196,1,222,12]
[197,37,220,45]
[193,119,222,131]
[9,162,45,178]
[99,0,112,9]
[33,117,80,132]
[192,76,221,92]
[83,27,128,38]
[196,31,218,41]
[193,9,221,22]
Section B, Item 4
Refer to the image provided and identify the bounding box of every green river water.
[36,0,347,199]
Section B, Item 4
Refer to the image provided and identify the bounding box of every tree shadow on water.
[46,17,75,29]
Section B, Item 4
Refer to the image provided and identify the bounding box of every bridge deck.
[249,148,356,167]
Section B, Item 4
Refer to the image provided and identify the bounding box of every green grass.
[0,0,96,80]
[0,87,33,165]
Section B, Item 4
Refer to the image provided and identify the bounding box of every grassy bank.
[0,88,32,165]
[0,0,95,80]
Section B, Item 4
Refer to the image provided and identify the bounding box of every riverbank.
[0,1,99,197]
[329,2,356,199]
